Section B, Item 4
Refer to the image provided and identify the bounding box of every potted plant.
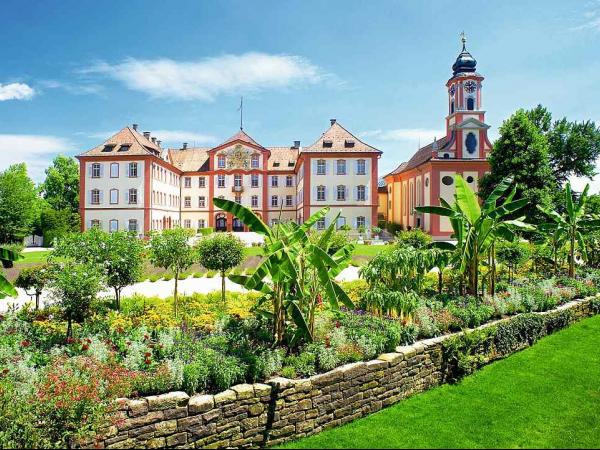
[371,226,382,240]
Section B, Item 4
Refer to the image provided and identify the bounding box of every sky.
[1,0,599,191]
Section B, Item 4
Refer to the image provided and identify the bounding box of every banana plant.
[213,198,355,345]
[0,246,21,299]
[537,182,600,278]
[416,175,533,296]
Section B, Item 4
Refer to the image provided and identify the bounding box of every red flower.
[20,340,31,347]
[317,294,323,306]
[82,344,89,351]
[325,336,331,348]
[144,352,151,357]
[66,337,76,344]
[335,321,341,328]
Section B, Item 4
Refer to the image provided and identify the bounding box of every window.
[128,162,138,178]
[91,189,100,205]
[198,196,206,208]
[110,163,119,178]
[357,216,366,229]
[91,163,101,178]
[317,185,326,201]
[119,145,130,152]
[199,177,206,188]
[467,97,475,111]
[198,219,205,229]
[336,159,346,175]
[251,195,258,208]
[128,188,138,204]
[336,216,346,229]
[357,185,366,201]
[271,176,278,187]
[184,196,191,208]
[235,195,241,203]
[217,175,225,188]
[128,219,138,233]
[425,177,429,187]
[234,174,242,188]
[286,195,293,207]
[251,154,260,168]
[110,189,119,204]
[218,155,226,168]
[357,159,366,175]
[271,195,278,207]
[102,144,114,153]
[466,132,477,154]
[450,100,455,114]
[442,176,454,186]
[316,218,326,230]
[323,140,333,148]
[286,175,293,187]
[466,175,475,183]
[109,219,118,233]
[337,185,346,201]
[317,159,326,175]
[184,219,191,229]
[184,177,191,188]
[251,174,259,188]
[90,219,101,228]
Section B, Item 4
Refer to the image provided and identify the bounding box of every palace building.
[77,120,381,235]
[384,36,491,239]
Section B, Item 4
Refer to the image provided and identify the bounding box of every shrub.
[283,352,317,377]
[182,361,210,395]
[395,229,432,249]
[448,296,494,329]
[494,314,545,355]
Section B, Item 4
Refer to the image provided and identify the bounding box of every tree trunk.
[468,251,479,296]
[66,316,73,339]
[35,291,40,310]
[274,286,285,344]
[174,270,179,318]
[569,231,575,278]
[438,269,443,295]
[221,270,226,309]
[114,287,121,311]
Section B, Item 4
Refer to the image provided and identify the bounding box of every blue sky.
[1,0,599,190]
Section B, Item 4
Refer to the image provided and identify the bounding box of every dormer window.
[344,139,355,148]
[323,140,333,148]
[101,144,115,152]
[118,144,131,152]
[273,162,280,167]
[288,161,295,167]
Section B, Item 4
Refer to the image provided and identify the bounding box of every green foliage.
[14,264,50,309]
[199,227,214,236]
[479,109,555,224]
[0,246,20,298]
[0,163,40,243]
[196,233,245,305]
[39,155,80,213]
[496,240,531,282]
[53,227,145,310]
[149,228,197,317]
[309,228,351,255]
[40,207,80,247]
[395,229,432,249]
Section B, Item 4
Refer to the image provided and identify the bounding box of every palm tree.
[416,176,533,296]
[537,182,600,278]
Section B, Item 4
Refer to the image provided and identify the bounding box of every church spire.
[452,32,477,76]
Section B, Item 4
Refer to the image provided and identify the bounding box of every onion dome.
[452,32,477,76]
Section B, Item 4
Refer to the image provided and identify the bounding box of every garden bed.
[81,294,600,449]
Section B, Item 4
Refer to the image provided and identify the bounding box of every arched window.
[466,132,477,154]
[467,97,475,111]
[450,101,455,114]
[251,154,260,168]
[217,155,226,168]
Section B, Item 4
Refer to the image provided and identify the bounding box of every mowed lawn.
[278,314,600,449]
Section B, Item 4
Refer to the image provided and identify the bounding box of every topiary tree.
[14,264,50,309]
[196,233,245,307]
[52,227,145,311]
[395,228,432,249]
[149,227,196,317]
[496,241,531,283]
[48,262,103,338]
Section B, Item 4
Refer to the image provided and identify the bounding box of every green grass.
[244,246,264,257]
[14,250,53,265]
[278,314,600,449]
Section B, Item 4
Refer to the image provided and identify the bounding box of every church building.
[384,36,492,239]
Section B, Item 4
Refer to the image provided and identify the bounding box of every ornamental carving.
[224,144,251,169]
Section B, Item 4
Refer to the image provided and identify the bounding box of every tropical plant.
[0,246,21,299]
[14,264,50,309]
[196,233,245,307]
[537,182,600,277]
[416,175,533,296]
[149,227,196,317]
[213,198,354,344]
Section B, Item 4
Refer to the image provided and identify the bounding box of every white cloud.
[0,83,35,101]
[0,134,72,182]
[83,53,324,101]
[360,128,444,143]
[572,1,600,30]
[39,79,103,96]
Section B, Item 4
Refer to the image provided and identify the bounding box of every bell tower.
[445,33,490,159]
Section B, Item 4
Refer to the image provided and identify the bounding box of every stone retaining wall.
[87,296,599,449]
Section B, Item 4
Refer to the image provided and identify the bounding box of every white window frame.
[110,189,119,204]
[129,188,138,205]
[91,163,101,178]
[336,159,346,175]
[198,196,206,208]
[357,185,366,201]
[217,175,225,188]
[251,174,259,188]
[271,195,278,207]
[357,159,366,175]
[251,195,259,208]
[109,219,118,233]
[184,196,191,208]
[199,177,206,188]
[317,159,326,175]
[317,185,326,201]
[128,219,138,233]
[337,185,346,201]
[128,162,138,178]
[110,163,119,178]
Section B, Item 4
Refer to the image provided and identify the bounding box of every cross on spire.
[460,31,467,51]
[238,96,244,130]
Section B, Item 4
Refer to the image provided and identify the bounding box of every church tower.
[444,33,491,160]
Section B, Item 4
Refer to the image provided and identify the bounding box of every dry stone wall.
[86,296,598,449]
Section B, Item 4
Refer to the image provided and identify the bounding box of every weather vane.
[238,96,244,130]
[460,31,467,50]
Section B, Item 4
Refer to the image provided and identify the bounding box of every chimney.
[156,140,162,147]
[143,131,151,139]
[330,118,336,126]
[182,142,188,150]
[293,140,300,149]
[151,137,156,143]
[132,123,138,131]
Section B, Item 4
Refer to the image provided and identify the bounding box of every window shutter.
[353,186,358,201]
[98,190,104,204]
[353,217,357,228]
[88,190,92,204]
[324,186,328,201]
[344,186,349,201]
[126,163,130,177]
[99,164,104,177]
[365,186,369,202]
[364,159,370,174]
[325,160,330,175]
[87,164,92,177]
[324,217,329,227]
[366,216,371,228]
[125,190,130,204]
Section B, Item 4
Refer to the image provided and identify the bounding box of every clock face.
[464,80,477,93]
